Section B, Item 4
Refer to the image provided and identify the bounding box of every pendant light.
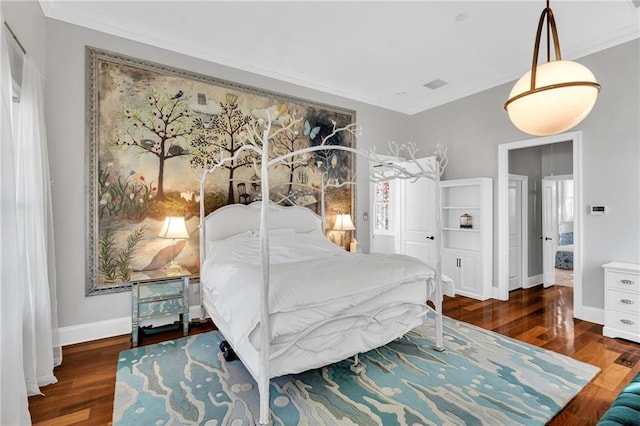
[504,0,600,136]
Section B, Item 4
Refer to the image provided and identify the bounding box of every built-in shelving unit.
[441,177,493,300]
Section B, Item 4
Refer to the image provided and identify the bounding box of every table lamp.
[159,216,190,276]
[333,214,355,250]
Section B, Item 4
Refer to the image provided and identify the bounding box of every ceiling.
[39,1,639,115]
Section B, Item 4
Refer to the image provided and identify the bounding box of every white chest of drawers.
[602,262,640,343]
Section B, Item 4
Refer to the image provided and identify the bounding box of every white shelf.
[443,227,480,233]
[440,177,493,301]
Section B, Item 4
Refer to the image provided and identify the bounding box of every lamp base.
[166,263,183,277]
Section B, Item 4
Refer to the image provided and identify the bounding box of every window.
[560,179,574,223]
[373,180,393,235]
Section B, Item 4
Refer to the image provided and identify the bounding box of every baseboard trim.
[525,274,543,288]
[58,316,131,346]
[58,305,206,346]
[576,305,604,325]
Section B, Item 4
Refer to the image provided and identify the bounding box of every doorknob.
[426,236,435,240]
[545,237,552,241]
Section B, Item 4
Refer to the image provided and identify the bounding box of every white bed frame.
[198,113,448,424]
[202,202,322,243]
[200,202,444,423]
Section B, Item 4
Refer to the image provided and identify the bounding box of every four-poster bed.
[198,113,451,424]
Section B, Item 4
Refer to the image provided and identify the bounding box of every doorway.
[497,131,584,319]
[542,175,575,289]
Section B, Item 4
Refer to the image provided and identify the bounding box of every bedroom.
[2,0,639,424]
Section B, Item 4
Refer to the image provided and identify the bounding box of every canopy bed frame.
[198,112,449,424]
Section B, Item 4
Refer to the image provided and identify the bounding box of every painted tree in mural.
[190,92,254,204]
[116,89,195,201]
[271,115,312,195]
[310,116,351,183]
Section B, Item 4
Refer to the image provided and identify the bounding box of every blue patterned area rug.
[114,317,598,425]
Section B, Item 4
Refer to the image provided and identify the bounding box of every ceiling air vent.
[423,79,448,90]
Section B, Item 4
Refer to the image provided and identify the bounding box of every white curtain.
[1,12,60,424]
[16,55,61,394]
[1,11,31,424]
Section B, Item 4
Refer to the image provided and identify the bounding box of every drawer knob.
[620,319,635,326]
[620,299,635,305]
[621,279,635,285]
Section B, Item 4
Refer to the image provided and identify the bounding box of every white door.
[459,251,480,297]
[442,250,459,289]
[542,179,558,288]
[508,175,527,291]
[400,158,436,265]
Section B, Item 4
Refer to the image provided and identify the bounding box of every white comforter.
[201,230,449,348]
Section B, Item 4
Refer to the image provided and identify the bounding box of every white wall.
[44,18,411,330]
[411,39,640,310]
[541,141,572,178]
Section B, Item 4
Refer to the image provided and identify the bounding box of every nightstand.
[602,262,640,344]
[131,271,190,347]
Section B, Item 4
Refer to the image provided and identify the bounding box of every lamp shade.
[506,60,599,136]
[159,216,189,239]
[333,214,355,231]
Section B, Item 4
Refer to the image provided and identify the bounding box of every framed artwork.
[85,47,356,295]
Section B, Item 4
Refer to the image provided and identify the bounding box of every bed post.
[320,177,326,233]
[433,171,444,352]
[258,122,272,425]
[199,176,206,318]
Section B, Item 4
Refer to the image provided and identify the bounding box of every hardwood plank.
[593,363,633,392]
[27,287,640,425]
[32,408,90,426]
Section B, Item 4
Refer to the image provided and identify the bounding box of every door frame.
[508,174,528,291]
[497,131,584,319]
[541,177,558,288]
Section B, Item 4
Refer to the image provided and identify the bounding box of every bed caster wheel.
[350,363,366,374]
[223,347,238,362]
[219,340,238,362]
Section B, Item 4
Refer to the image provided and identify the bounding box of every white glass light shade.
[333,214,355,231]
[159,216,189,239]
[506,60,599,136]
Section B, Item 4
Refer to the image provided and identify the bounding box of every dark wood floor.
[29,285,640,425]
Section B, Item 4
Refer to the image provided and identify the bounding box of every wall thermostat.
[590,205,606,215]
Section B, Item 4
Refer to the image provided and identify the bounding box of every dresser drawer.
[606,271,640,293]
[605,309,640,335]
[606,289,640,312]
[139,298,184,318]
[139,281,183,300]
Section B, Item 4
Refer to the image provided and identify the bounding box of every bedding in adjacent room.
[555,222,574,270]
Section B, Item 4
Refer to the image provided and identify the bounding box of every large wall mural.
[86,47,356,295]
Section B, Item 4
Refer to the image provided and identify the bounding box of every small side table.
[131,271,190,347]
